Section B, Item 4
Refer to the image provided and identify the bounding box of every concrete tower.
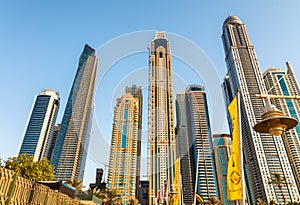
[107,86,142,205]
[149,32,179,204]
[222,16,300,203]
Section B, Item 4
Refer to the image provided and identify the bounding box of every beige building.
[149,32,180,205]
[107,85,142,205]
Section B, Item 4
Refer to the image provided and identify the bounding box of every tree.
[269,200,277,205]
[207,196,220,205]
[95,187,121,205]
[269,173,286,204]
[128,197,139,205]
[287,202,300,205]
[67,178,85,193]
[256,198,267,205]
[5,153,54,181]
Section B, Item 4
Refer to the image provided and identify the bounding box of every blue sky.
[1,1,300,185]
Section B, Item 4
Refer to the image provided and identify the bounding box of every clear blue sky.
[1,1,300,186]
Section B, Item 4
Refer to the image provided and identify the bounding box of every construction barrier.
[0,167,89,205]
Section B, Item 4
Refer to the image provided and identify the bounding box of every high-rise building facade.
[222,16,300,203]
[213,134,234,205]
[107,85,142,205]
[19,89,60,162]
[175,93,194,205]
[263,63,300,191]
[185,85,218,201]
[126,84,143,187]
[51,44,98,181]
[47,124,60,161]
[149,32,179,204]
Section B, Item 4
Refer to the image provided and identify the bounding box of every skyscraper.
[107,85,142,205]
[213,134,233,205]
[126,84,143,187]
[263,63,300,191]
[48,124,60,162]
[149,32,179,204]
[19,89,60,162]
[185,85,218,201]
[222,16,300,203]
[175,93,194,205]
[51,44,98,181]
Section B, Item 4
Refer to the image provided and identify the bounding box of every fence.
[0,167,83,205]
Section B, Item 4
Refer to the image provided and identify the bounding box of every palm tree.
[256,198,267,205]
[269,200,277,205]
[168,193,176,205]
[207,196,220,205]
[269,173,286,204]
[287,202,300,205]
[67,178,85,193]
[128,197,139,205]
[88,187,100,195]
[96,187,121,205]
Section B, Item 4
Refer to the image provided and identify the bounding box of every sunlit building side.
[107,86,142,205]
[149,32,179,204]
[263,64,300,191]
[221,16,300,203]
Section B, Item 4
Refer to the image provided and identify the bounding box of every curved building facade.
[19,89,60,162]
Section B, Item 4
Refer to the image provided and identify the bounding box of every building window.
[122,125,127,148]
[159,52,163,58]
[124,108,129,120]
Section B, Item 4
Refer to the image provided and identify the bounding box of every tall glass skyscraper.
[149,32,180,204]
[185,85,218,201]
[213,134,234,205]
[222,16,300,203]
[263,63,300,191]
[19,89,60,162]
[51,44,98,181]
[175,93,194,205]
[107,85,142,205]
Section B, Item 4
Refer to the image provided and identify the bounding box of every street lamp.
[253,96,298,135]
[252,94,299,204]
